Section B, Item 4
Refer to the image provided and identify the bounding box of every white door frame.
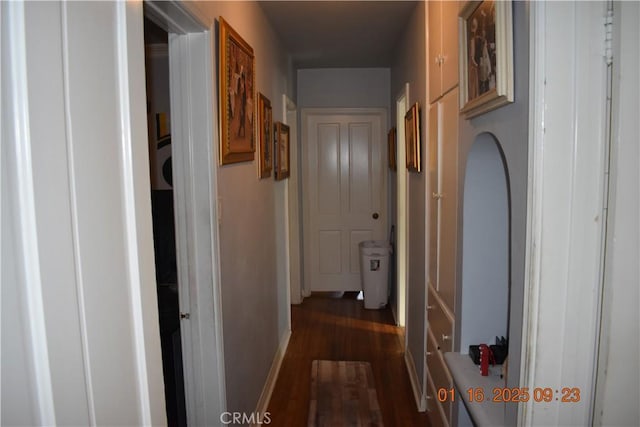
[520,2,610,425]
[283,95,303,306]
[395,84,409,330]
[145,2,226,425]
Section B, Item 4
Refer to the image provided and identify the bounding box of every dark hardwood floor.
[267,292,431,426]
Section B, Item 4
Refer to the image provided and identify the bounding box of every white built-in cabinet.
[428,0,460,104]
[425,88,459,427]
[426,1,460,425]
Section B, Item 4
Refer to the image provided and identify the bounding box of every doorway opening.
[459,133,510,355]
[143,17,186,427]
[143,3,226,425]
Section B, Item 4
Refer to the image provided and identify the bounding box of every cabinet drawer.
[426,361,449,427]
[426,333,453,391]
[427,285,455,353]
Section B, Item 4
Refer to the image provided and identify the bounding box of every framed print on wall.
[459,0,513,118]
[257,93,272,178]
[218,17,255,165]
[274,122,290,181]
[388,127,397,171]
[405,103,421,173]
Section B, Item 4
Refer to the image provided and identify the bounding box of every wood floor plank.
[267,293,431,426]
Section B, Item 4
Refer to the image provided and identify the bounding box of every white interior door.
[303,109,387,292]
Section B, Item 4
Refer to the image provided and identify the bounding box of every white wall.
[185,0,295,416]
[594,2,640,424]
[390,0,427,395]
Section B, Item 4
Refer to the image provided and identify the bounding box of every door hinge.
[604,7,613,65]
[180,312,190,320]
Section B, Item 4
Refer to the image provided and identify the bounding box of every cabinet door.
[438,88,459,311]
[441,0,460,95]
[428,103,440,290]
[428,0,442,104]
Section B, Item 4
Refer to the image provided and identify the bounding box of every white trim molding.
[2,3,56,423]
[405,349,427,412]
[521,2,610,425]
[159,2,228,424]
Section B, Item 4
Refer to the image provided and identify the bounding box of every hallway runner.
[308,360,384,427]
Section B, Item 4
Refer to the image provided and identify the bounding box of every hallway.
[267,294,430,426]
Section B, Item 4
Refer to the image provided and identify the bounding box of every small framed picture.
[459,0,514,118]
[405,103,421,173]
[218,17,255,164]
[388,127,397,171]
[257,93,272,178]
[274,122,290,181]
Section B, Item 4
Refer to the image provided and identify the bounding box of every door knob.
[372,212,379,220]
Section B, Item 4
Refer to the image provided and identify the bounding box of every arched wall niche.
[459,132,511,353]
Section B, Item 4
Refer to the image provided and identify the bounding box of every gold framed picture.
[388,127,397,171]
[274,122,290,181]
[257,93,272,178]
[405,103,421,173]
[218,17,255,165]
[459,0,514,118]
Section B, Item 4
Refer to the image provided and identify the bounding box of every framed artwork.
[257,93,272,178]
[459,0,513,118]
[218,17,255,165]
[274,122,290,181]
[405,103,421,173]
[388,127,397,171]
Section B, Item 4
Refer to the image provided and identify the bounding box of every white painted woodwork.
[436,88,459,311]
[285,97,304,305]
[428,0,443,105]
[428,0,459,104]
[426,328,453,425]
[426,17,459,421]
[593,2,640,424]
[427,104,440,293]
[1,1,166,424]
[303,109,387,292]
[395,86,409,328]
[440,1,460,96]
[167,30,227,427]
[521,2,611,425]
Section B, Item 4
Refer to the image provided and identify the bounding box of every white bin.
[359,240,392,309]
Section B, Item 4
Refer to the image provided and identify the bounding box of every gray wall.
[297,68,390,108]
[188,0,295,415]
[389,0,427,390]
[456,2,530,423]
[459,135,509,351]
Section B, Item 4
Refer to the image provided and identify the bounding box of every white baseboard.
[404,350,427,412]
[252,329,291,426]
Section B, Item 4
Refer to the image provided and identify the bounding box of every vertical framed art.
[405,103,421,173]
[218,17,255,165]
[257,93,272,178]
[388,127,397,171]
[274,122,290,181]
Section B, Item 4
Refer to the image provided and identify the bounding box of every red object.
[479,344,496,376]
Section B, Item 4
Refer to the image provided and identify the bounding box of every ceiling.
[259,1,420,69]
